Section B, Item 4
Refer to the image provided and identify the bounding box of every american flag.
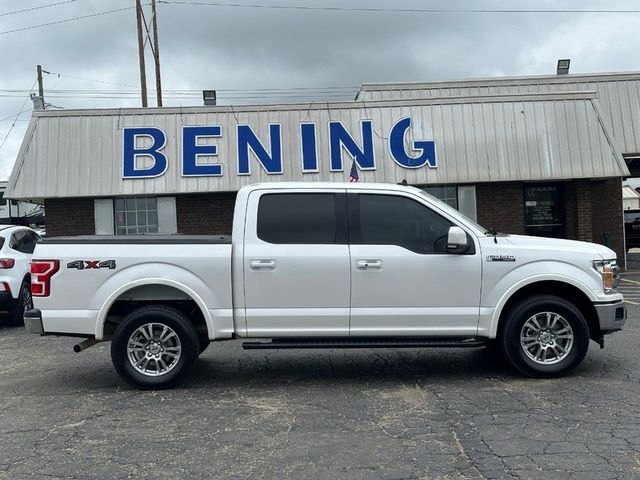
[349,160,359,182]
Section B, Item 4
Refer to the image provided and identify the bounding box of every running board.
[242,337,487,350]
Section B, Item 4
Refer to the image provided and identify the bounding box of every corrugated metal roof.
[623,185,640,199]
[6,91,628,201]
[357,71,640,155]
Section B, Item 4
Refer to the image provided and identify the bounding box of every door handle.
[356,259,382,270]
[250,259,276,271]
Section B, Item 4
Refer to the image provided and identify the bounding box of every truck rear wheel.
[500,295,590,377]
[111,305,200,390]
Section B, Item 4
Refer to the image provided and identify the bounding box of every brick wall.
[176,192,237,235]
[590,178,624,262]
[42,182,625,263]
[476,183,525,234]
[475,179,624,264]
[44,197,95,236]
[564,180,593,242]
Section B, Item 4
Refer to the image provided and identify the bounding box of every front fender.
[481,261,600,338]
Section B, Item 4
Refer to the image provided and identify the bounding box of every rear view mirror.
[447,226,469,253]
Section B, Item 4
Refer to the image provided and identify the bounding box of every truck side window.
[349,194,453,254]
[257,193,346,244]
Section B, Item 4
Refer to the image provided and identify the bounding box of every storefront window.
[524,184,565,237]
[421,185,458,209]
[114,196,159,235]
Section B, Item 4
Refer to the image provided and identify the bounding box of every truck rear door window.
[257,193,346,244]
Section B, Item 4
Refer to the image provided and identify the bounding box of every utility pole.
[151,0,163,107]
[135,0,148,107]
[36,64,44,101]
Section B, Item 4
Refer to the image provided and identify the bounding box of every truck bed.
[40,235,231,244]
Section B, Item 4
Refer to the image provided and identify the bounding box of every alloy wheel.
[126,322,182,377]
[519,312,574,365]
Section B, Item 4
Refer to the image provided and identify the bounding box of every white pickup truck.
[25,183,625,389]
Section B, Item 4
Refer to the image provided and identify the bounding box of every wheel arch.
[490,278,600,341]
[95,278,213,341]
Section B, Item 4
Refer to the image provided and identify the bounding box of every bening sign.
[122,117,437,179]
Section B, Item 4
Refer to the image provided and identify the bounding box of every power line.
[0,4,149,36]
[0,91,356,98]
[0,87,358,94]
[0,0,79,17]
[0,108,33,122]
[160,1,640,14]
[42,70,139,89]
[0,89,353,94]
[0,80,37,152]
[40,69,358,92]
[0,94,355,101]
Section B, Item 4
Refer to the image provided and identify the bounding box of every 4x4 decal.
[67,260,116,270]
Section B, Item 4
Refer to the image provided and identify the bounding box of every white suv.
[0,226,40,324]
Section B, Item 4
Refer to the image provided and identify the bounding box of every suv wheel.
[10,281,32,326]
[500,295,590,377]
[111,305,200,389]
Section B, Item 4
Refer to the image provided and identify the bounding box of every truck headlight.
[593,260,619,294]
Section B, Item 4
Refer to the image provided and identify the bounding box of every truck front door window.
[349,194,453,254]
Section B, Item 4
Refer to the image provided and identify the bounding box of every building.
[623,186,640,210]
[0,181,43,227]
[5,71,637,264]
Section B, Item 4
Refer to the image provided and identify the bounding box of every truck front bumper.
[24,309,44,335]
[594,300,626,333]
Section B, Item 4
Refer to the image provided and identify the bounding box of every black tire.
[199,338,210,355]
[499,295,590,378]
[483,339,503,356]
[10,280,32,326]
[111,305,200,390]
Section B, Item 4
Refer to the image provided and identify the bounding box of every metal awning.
[6,90,628,202]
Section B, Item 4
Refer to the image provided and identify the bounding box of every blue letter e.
[182,125,223,176]
[123,127,167,178]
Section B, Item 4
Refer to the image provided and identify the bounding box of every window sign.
[524,184,565,237]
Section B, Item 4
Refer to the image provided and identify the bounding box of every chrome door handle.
[356,259,382,270]
[250,259,276,270]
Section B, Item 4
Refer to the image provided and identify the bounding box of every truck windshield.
[415,190,487,234]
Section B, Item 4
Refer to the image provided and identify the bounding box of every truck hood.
[495,234,616,259]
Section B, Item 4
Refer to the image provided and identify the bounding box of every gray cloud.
[1,0,639,180]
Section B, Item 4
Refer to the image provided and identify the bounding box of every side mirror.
[447,226,469,253]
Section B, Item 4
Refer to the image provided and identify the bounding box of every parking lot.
[0,307,639,480]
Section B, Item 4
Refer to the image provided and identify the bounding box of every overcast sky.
[1,0,639,180]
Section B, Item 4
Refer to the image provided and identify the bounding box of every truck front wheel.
[111,305,200,389]
[500,295,590,377]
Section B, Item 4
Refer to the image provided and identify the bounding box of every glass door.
[524,184,565,237]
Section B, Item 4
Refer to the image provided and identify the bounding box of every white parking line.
[618,278,640,304]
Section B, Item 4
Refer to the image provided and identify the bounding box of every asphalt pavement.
[1,308,640,480]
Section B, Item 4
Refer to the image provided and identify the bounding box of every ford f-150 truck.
[25,183,626,389]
